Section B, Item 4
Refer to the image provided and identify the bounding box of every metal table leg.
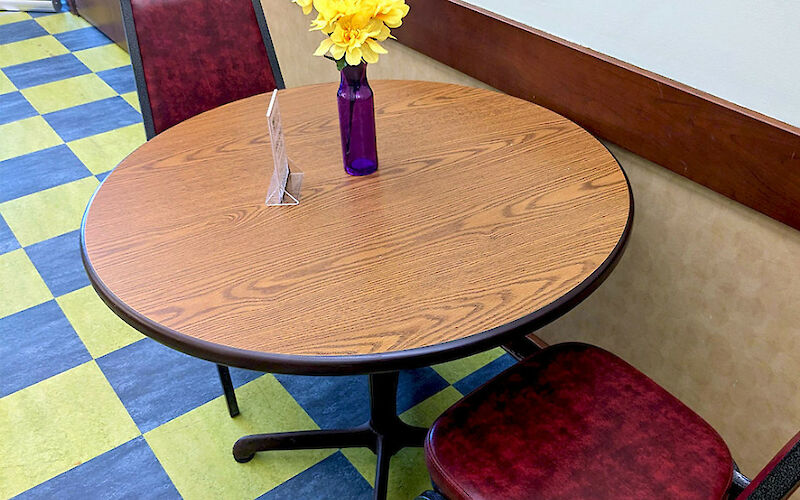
[233,371,428,500]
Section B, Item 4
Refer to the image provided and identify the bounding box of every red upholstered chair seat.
[425,343,734,499]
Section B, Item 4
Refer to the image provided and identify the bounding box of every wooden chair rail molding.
[397,0,800,230]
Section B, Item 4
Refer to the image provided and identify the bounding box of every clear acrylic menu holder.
[265,90,303,206]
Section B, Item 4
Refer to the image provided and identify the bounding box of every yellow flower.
[314,16,388,65]
[292,0,313,15]
[298,0,409,66]
[365,0,409,28]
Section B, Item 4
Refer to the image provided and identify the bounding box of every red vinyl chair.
[419,343,800,499]
[121,0,284,139]
[119,0,284,416]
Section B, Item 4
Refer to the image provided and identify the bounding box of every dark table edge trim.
[80,148,633,376]
[397,0,800,231]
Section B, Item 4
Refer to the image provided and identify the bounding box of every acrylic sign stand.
[265,90,303,206]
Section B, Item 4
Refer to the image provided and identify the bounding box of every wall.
[467,0,800,129]
[261,0,800,476]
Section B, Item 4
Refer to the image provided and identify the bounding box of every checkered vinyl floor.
[0,7,517,499]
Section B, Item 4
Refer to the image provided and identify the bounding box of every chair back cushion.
[123,0,282,137]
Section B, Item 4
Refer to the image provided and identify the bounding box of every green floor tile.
[145,375,332,499]
[342,447,432,498]
[400,386,462,428]
[22,73,117,114]
[0,11,31,25]
[0,69,15,94]
[338,388,459,498]
[57,286,144,358]
[73,43,129,72]
[0,361,140,498]
[432,347,505,384]
[34,12,91,34]
[0,176,98,246]
[67,123,146,174]
[121,91,140,112]
[0,35,68,68]
[0,249,52,318]
[0,116,63,163]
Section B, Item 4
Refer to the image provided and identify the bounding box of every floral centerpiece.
[293,0,410,175]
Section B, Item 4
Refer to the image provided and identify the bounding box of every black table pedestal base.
[233,371,429,500]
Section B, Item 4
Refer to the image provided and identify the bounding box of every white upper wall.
[467,0,799,128]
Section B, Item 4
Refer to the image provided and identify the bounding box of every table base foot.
[232,371,428,500]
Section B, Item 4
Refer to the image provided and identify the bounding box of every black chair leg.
[217,364,240,417]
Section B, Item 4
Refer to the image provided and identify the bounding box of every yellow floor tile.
[0,176,99,247]
[22,73,117,114]
[338,385,458,498]
[0,249,52,318]
[0,11,31,25]
[432,347,505,384]
[57,286,144,358]
[0,116,63,162]
[121,91,140,112]
[400,386,462,428]
[73,43,130,72]
[0,361,140,498]
[0,35,68,68]
[34,11,91,34]
[145,375,331,499]
[67,123,146,174]
[0,69,15,94]
[341,447,432,498]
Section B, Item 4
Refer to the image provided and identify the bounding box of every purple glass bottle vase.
[337,62,378,176]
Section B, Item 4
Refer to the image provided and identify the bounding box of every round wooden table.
[82,80,632,499]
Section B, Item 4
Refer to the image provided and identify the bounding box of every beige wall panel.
[538,144,800,476]
[262,0,800,477]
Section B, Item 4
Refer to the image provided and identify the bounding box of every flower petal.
[361,43,379,64]
[366,38,388,54]
[313,37,335,56]
[345,47,362,66]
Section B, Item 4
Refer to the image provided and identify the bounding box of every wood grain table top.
[82,80,632,374]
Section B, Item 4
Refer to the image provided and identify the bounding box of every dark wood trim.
[397,0,800,230]
[72,0,128,51]
[79,148,633,375]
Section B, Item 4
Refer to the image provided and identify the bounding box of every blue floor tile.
[274,373,368,429]
[0,19,47,45]
[0,91,38,125]
[275,367,449,430]
[54,26,111,51]
[43,96,141,142]
[97,66,136,94]
[0,301,91,398]
[397,367,449,413]
[0,215,20,254]
[16,437,181,499]
[3,53,90,89]
[258,452,373,500]
[26,230,90,297]
[95,170,111,182]
[453,353,517,396]
[0,145,91,203]
[96,338,249,432]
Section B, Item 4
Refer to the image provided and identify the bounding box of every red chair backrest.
[121,0,283,138]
